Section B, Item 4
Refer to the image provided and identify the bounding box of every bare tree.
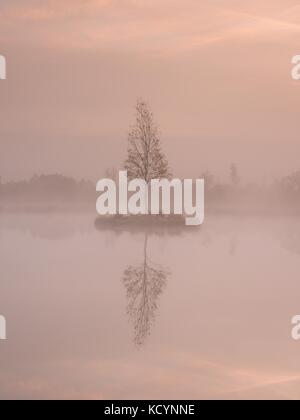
[123,234,169,346]
[125,99,171,182]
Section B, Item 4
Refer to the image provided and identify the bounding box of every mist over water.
[1,212,300,400]
[1,0,300,401]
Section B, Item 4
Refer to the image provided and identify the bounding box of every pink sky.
[0,0,300,182]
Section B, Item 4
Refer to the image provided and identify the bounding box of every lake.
[0,212,300,399]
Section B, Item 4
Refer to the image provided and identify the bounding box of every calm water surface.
[0,213,300,399]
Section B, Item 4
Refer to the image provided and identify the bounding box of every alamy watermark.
[291,55,300,80]
[0,55,6,80]
[0,57,7,339]
[0,315,7,340]
[96,171,205,226]
[292,316,300,341]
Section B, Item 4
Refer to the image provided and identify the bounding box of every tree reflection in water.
[123,234,169,346]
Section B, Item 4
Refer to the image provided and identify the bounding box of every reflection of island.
[94,214,199,237]
[0,213,94,240]
[123,234,169,346]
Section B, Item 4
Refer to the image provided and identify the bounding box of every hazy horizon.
[1,0,300,182]
[2,1,300,401]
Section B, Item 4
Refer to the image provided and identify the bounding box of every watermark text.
[0,55,6,80]
[0,315,6,340]
[292,315,300,340]
[96,171,205,226]
[291,55,300,80]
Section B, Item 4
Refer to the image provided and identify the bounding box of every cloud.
[0,0,106,20]
[1,0,300,53]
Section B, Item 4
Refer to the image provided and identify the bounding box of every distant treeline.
[203,169,300,214]
[1,171,300,214]
[0,174,94,206]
